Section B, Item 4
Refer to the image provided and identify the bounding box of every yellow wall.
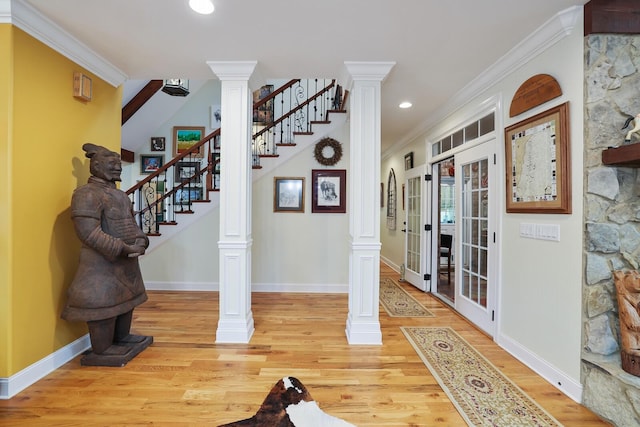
[1,26,121,377]
[0,24,13,378]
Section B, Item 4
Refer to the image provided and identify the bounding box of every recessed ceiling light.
[399,102,412,109]
[189,0,214,14]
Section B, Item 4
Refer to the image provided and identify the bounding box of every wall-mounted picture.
[210,104,221,129]
[312,169,346,213]
[174,187,203,205]
[253,85,274,124]
[173,126,205,158]
[151,137,165,152]
[175,161,201,184]
[274,177,304,212]
[140,154,164,174]
[504,102,571,213]
[404,152,414,170]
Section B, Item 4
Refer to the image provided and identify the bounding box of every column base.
[345,317,382,345]
[216,316,255,343]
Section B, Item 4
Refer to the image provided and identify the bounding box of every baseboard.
[0,334,90,400]
[144,281,217,291]
[380,256,400,273]
[496,331,583,403]
[145,281,349,293]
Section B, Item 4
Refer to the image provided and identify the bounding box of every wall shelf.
[602,143,640,167]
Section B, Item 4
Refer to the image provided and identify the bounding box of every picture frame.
[274,177,305,212]
[312,169,346,213]
[504,102,571,213]
[140,154,164,174]
[404,152,414,170]
[253,85,274,124]
[173,126,205,158]
[175,161,201,184]
[173,187,203,205]
[151,137,165,152]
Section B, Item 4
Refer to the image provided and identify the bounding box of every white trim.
[144,281,349,294]
[8,0,127,86]
[0,334,90,400]
[497,331,583,403]
[382,5,581,160]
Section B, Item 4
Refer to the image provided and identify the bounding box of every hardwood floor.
[0,264,609,426]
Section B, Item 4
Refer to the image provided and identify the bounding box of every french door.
[404,166,426,290]
[454,141,496,336]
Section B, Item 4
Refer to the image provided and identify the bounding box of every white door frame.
[403,165,427,290]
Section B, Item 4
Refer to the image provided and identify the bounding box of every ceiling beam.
[121,80,163,125]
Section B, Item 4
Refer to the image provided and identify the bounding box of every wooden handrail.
[126,128,220,195]
[253,79,300,110]
[253,80,335,139]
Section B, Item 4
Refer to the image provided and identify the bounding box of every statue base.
[81,335,153,367]
[621,349,640,376]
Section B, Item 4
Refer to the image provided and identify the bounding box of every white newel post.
[344,61,395,345]
[207,61,257,343]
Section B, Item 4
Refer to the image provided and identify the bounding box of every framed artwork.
[274,177,305,212]
[504,102,571,213]
[173,126,205,158]
[210,104,221,129]
[151,137,165,151]
[312,169,346,213]
[404,152,414,170]
[140,154,164,174]
[174,187,203,205]
[253,85,274,124]
[175,161,201,184]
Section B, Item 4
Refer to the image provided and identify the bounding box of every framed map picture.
[504,102,570,213]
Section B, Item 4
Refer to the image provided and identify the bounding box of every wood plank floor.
[0,264,610,426]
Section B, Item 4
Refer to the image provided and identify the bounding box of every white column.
[344,61,395,345]
[207,61,257,343]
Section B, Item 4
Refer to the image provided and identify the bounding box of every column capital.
[343,61,395,82]
[206,61,258,81]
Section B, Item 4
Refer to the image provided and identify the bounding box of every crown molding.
[6,0,127,87]
[384,5,582,159]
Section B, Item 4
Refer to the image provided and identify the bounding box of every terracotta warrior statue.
[614,270,640,376]
[62,143,152,366]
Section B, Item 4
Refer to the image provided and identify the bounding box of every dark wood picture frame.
[151,137,165,152]
[312,169,346,213]
[504,102,571,213]
[173,126,205,158]
[274,177,305,212]
[140,154,164,174]
[404,152,414,170]
[174,161,201,184]
[173,187,203,205]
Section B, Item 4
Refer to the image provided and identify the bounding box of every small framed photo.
[312,169,346,213]
[151,137,165,151]
[140,154,164,174]
[404,152,414,170]
[274,177,305,212]
[174,187,203,205]
[175,161,201,184]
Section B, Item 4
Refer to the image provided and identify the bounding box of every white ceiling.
[21,0,588,152]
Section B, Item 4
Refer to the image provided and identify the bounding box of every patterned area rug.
[379,278,434,317]
[402,327,562,427]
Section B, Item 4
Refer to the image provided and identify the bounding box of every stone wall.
[583,34,640,426]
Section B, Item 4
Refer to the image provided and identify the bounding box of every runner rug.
[379,278,434,317]
[401,327,562,427]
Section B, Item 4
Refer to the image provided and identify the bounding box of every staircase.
[125,79,348,252]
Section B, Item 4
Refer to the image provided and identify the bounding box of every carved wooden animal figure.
[614,270,640,376]
[622,113,640,142]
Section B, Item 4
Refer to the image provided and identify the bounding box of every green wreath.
[314,138,343,166]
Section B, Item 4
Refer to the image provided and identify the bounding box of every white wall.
[136,80,351,291]
[380,136,426,270]
[381,9,585,399]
